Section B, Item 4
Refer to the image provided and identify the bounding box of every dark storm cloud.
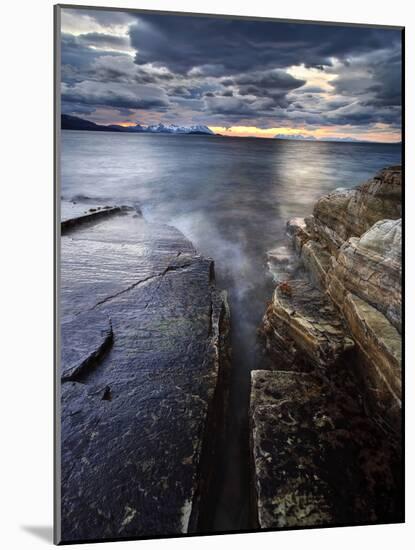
[129,14,400,75]
[286,98,401,129]
[356,54,401,108]
[203,96,256,116]
[202,94,290,121]
[196,70,305,118]
[168,85,192,97]
[324,45,402,127]
[60,7,402,135]
[226,70,304,90]
[62,80,170,111]
[61,101,96,116]
[221,69,305,107]
[87,55,175,85]
[61,33,102,72]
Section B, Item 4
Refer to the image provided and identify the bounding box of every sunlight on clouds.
[61,9,136,55]
[61,9,132,37]
[88,45,135,57]
[286,63,337,92]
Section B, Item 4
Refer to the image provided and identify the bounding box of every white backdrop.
[1,0,412,548]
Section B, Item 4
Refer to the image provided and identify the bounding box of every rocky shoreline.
[59,165,402,540]
[251,166,403,528]
[59,205,231,542]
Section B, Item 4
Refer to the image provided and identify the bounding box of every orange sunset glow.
[208,126,401,143]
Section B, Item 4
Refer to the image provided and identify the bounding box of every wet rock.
[61,312,113,382]
[250,370,334,529]
[286,217,310,252]
[61,205,129,234]
[284,169,402,423]
[266,244,300,281]
[59,208,230,542]
[324,217,402,428]
[261,278,353,371]
[328,219,402,332]
[304,214,344,256]
[343,293,401,430]
[311,165,401,249]
[254,166,402,529]
[250,369,403,529]
[300,239,331,290]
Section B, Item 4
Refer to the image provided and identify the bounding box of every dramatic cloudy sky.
[60,7,402,142]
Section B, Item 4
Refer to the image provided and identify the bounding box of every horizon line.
[61,113,402,144]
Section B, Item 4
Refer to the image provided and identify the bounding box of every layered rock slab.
[261,279,353,371]
[59,206,230,542]
[327,219,402,333]
[287,168,402,424]
[311,165,401,252]
[343,293,401,429]
[253,166,403,529]
[61,204,126,234]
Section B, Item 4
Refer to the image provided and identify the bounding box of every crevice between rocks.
[61,320,114,384]
[188,293,232,534]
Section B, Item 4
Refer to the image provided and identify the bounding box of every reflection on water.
[61,131,401,530]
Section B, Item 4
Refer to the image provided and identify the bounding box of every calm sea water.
[61,130,401,530]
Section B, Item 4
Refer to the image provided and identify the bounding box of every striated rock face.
[286,217,311,253]
[327,219,402,332]
[59,205,230,542]
[310,165,401,252]
[253,166,403,530]
[291,167,402,426]
[342,293,401,425]
[261,279,353,371]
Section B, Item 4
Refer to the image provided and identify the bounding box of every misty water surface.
[61,130,401,530]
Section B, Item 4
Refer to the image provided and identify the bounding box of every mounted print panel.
[55,4,404,544]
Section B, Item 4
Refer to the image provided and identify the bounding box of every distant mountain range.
[274,133,317,141]
[62,114,215,135]
[273,133,373,143]
[62,115,398,143]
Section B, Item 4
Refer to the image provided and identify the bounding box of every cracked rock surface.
[59,205,230,542]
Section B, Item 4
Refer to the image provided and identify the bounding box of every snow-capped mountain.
[274,133,317,141]
[318,136,361,142]
[61,115,216,135]
[273,133,366,143]
[145,123,214,135]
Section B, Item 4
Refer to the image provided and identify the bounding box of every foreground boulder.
[253,166,403,529]
[59,204,230,542]
[250,370,402,529]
